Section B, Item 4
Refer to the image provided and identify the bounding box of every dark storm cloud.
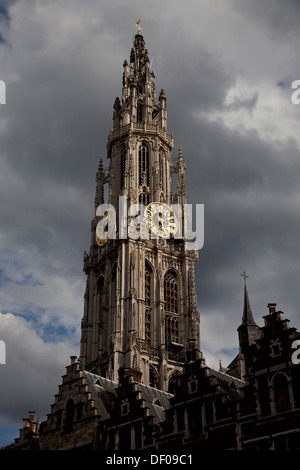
[232,0,300,41]
[183,114,300,331]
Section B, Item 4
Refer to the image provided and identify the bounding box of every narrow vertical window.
[139,143,149,186]
[137,101,143,123]
[65,400,75,429]
[121,145,126,190]
[159,148,165,185]
[164,271,178,313]
[145,264,152,344]
[139,189,149,207]
[164,270,179,348]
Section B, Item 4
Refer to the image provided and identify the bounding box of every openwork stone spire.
[80,28,203,391]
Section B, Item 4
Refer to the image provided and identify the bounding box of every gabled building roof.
[209,368,244,400]
[83,370,173,425]
[83,372,117,420]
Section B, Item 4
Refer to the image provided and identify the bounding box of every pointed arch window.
[145,264,152,345]
[121,145,126,190]
[164,270,179,348]
[139,143,149,186]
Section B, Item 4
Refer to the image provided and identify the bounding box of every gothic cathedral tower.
[79,29,203,391]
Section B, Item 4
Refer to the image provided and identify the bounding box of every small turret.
[159,89,167,130]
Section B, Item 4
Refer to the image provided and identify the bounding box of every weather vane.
[241,270,249,285]
[136,19,143,34]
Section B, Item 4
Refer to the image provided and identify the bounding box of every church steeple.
[80,26,203,391]
[238,272,261,351]
[107,28,175,210]
[241,277,256,326]
[119,30,165,130]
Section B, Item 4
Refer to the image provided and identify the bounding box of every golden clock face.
[145,202,178,239]
[95,208,115,246]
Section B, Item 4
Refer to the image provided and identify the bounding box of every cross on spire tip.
[241,270,249,286]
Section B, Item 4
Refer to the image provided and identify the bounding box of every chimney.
[267,303,277,314]
[185,339,204,368]
[118,367,142,385]
[70,356,77,365]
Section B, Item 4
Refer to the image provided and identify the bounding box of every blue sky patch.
[277,80,290,90]
[0,425,19,448]
[0,0,14,45]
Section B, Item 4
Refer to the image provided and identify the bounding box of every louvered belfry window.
[145,265,152,344]
[164,271,178,313]
[139,143,149,186]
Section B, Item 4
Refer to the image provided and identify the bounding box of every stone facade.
[79,31,202,390]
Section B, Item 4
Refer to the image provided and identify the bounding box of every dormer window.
[188,376,197,394]
[121,399,129,416]
[152,398,162,407]
[270,339,281,358]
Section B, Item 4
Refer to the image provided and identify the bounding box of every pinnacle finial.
[178,147,183,159]
[136,19,143,35]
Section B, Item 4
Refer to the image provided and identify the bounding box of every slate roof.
[226,349,245,370]
[83,372,118,420]
[82,371,173,424]
[209,369,245,400]
[135,382,173,424]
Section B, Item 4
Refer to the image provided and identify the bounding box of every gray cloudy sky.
[0,0,300,446]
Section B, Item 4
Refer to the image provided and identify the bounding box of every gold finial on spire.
[136,19,143,34]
